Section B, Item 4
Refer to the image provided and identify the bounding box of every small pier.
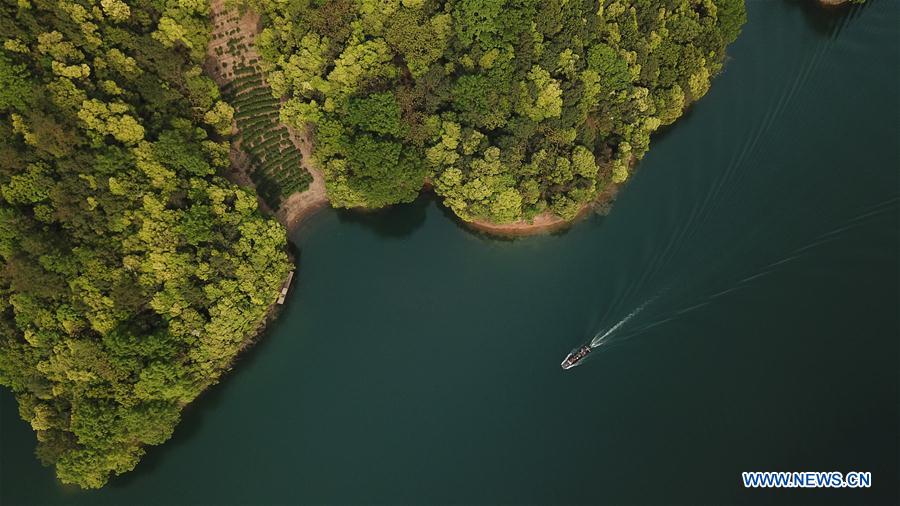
[276,270,294,305]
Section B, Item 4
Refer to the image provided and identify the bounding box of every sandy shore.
[465,207,590,236]
[464,181,622,236]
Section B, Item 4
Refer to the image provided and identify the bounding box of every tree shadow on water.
[108,306,292,490]
[648,106,698,146]
[335,195,429,239]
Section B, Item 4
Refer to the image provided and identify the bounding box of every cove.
[1,0,898,504]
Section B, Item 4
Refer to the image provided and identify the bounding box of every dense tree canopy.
[253,0,746,222]
[0,0,291,489]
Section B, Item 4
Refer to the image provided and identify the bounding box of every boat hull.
[561,345,592,370]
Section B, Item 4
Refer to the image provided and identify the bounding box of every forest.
[1,0,747,490]
[252,0,746,222]
[0,0,291,489]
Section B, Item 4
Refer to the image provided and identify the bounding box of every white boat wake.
[590,298,656,347]
[573,197,899,361]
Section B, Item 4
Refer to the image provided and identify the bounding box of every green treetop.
[250,0,746,223]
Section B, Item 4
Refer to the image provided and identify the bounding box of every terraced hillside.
[206,4,314,210]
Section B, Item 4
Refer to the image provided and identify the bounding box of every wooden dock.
[276,270,294,305]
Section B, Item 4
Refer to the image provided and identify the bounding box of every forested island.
[1,0,744,489]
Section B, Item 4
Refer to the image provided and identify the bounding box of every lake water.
[2,1,898,504]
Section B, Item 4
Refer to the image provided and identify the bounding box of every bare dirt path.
[205,0,328,231]
[275,133,328,230]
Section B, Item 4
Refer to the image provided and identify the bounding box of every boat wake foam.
[590,298,656,348]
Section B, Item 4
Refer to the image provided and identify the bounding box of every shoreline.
[463,206,592,236]
[205,1,629,239]
[462,158,628,236]
[201,0,319,389]
[205,1,631,239]
[279,180,624,237]
[463,181,621,236]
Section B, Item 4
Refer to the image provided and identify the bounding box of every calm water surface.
[2,1,898,504]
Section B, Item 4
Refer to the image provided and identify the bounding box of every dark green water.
[2,1,898,504]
